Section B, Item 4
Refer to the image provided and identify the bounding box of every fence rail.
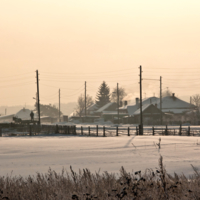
[0,123,200,137]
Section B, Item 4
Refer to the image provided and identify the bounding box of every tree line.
[33,85,200,119]
[75,81,127,117]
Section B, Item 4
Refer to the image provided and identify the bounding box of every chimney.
[119,101,123,107]
[172,93,175,97]
[124,101,128,106]
[136,98,139,108]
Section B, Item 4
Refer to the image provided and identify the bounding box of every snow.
[160,96,195,109]
[95,102,115,113]
[0,135,200,177]
[133,104,153,115]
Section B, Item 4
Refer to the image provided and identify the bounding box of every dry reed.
[0,156,200,200]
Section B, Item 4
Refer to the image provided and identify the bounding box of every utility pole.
[117,83,119,124]
[160,76,162,125]
[36,70,40,125]
[139,65,143,135]
[59,88,60,122]
[85,81,86,117]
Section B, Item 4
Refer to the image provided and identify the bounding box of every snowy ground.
[0,135,200,177]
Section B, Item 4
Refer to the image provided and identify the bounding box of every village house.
[119,94,197,125]
[94,102,125,122]
[0,108,57,124]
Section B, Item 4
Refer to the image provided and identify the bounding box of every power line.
[40,83,84,90]
[0,82,34,88]
[0,72,33,78]
[0,75,34,82]
[40,67,135,75]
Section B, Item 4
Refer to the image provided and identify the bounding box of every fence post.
[56,125,59,134]
[0,128,2,137]
[29,125,32,136]
[179,124,182,136]
[165,125,168,135]
[188,126,190,136]
[128,127,130,136]
[81,126,83,135]
[41,125,43,133]
[116,126,118,136]
[136,126,138,135]
[96,125,98,136]
[152,126,154,135]
[88,126,90,136]
[103,126,106,137]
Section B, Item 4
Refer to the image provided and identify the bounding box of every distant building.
[119,94,197,125]
[0,114,15,123]
[0,108,57,124]
[87,103,99,115]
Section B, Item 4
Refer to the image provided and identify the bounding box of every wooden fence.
[0,123,200,137]
[0,123,76,136]
[75,125,200,137]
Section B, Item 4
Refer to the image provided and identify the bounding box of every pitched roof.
[95,102,115,113]
[123,95,196,115]
[87,103,99,111]
[158,96,195,110]
[133,104,152,115]
[15,108,33,120]
[0,114,15,120]
[127,104,138,115]
[142,97,159,105]
[119,105,128,110]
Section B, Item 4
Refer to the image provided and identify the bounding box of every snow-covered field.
[0,135,200,177]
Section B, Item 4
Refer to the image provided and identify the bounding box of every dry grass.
[0,156,200,200]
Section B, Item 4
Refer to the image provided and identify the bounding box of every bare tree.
[111,86,127,103]
[75,94,94,117]
[191,94,200,110]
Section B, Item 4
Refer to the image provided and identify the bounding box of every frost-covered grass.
[0,156,200,200]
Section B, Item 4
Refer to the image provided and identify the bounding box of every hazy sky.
[1,0,200,107]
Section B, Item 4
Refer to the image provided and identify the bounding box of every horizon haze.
[1,0,200,107]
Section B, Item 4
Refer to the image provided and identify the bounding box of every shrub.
[0,156,200,199]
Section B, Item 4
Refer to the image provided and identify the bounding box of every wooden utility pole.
[59,88,61,122]
[36,70,40,125]
[139,65,143,135]
[160,76,162,125]
[85,81,86,117]
[117,83,119,124]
